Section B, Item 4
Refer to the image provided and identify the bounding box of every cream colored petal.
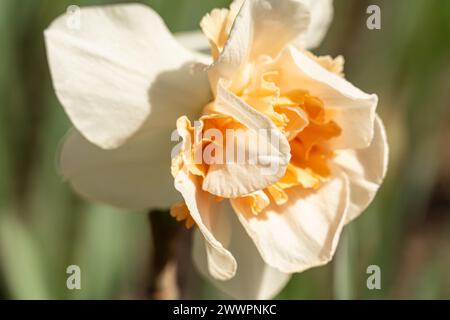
[202,82,291,198]
[200,7,229,46]
[174,170,237,280]
[294,0,334,49]
[333,115,389,223]
[193,201,291,299]
[231,176,349,273]
[60,128,180,210]
[200,0,244,58]
[208,0,310,89]
[200,7,231,59]
[45,4,209,149]
[57,30,212,210]
[278,105,309,140]
[174,30,210,54]
[305,51,345,77]
[277,46,378,149]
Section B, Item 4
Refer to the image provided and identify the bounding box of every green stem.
[333,225,356,300]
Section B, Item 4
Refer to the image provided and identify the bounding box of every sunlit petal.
[231,176,349,273]
[193,201,291,299]
[276,46,378,150]
[334,115,389,222]
[45,4,210,149]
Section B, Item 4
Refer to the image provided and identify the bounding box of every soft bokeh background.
[0,0,449,299]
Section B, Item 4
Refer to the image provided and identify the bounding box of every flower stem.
[333,225,356,300]
[148,210,193,300]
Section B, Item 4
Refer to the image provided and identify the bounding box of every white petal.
[193,201,291,299]
[202,82,291,198]
[294,0,334,49]
[277,46,378,149]
[334,115,389,223]
[174,170,237,280]
[45,4,209,149]
[174,31,210,54]
[231,176,350,273]
[60,128,180,210]
[208,0,310,88]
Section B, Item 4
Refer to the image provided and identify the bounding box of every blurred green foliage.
[0,0,449,299]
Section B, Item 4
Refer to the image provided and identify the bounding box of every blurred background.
[0,0,449,299]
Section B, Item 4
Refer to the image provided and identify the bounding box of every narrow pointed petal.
[193,201,291,299]
[45,4,210,149]
[334,115,389,223]
[231,176,350,273]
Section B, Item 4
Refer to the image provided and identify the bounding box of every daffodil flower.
[45,0,388,299]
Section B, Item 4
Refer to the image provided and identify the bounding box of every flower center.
[251,89,341,212]
[171,58,341,224]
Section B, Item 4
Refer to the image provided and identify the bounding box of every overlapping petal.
[174,169,237,280]
[294,0,334,50]
[193,201,290,299]
[202,81,291,198]
[334,115,389,223]
[276,46,378,150]
[231,176,349,273]
[59,58,211,209]
[60,127,183,210]
[208,0,310,90]
[50,4,213,210]
[45,4,210,149]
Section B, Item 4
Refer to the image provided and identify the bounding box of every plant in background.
[44,0,388,299]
